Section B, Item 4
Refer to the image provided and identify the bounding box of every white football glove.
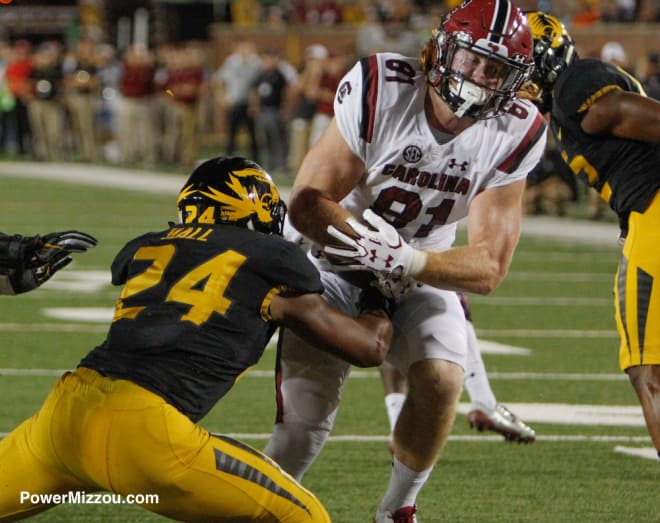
[324,209,427,277]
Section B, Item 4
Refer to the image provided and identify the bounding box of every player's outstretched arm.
[269,291,392,368]
[288,119,364,246]
[0,230,98,295]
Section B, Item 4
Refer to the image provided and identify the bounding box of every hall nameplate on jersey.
[162,227,213,242]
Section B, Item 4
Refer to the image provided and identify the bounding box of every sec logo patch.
[403,145,422,163]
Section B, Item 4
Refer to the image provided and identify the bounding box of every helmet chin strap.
[450,79,487,117]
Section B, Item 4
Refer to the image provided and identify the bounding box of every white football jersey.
[334,53,547,250]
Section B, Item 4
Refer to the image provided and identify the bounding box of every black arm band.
[0,235,27,271]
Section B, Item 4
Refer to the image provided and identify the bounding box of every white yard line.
[477,328,617,338]
[472,297,611,306]
[614,446,659,460]
[0,161,183,194]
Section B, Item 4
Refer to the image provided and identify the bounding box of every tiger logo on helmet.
[524,11,576,113]
[177,156,286,235]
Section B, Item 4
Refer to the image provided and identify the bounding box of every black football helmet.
[177,157,286,235]
[426,0,535,119]
[525,11,576,113]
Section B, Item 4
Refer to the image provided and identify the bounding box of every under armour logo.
[448,158,469,171]
[369,249,393,268]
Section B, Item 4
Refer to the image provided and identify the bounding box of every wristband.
[407,249,428,278]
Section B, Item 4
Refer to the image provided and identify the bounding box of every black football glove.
[0,231,98,295]
[37,230,98,255]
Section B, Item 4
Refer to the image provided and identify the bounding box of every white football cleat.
[374,505,418,523]
[467,402,536,443]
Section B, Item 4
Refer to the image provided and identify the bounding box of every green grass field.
[0,163,657,522]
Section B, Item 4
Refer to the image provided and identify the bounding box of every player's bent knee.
[281,378,341,429]
[263,423,330,480]
[408,359,464,403]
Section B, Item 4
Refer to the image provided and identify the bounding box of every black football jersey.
[551,58,660,216]
[80,224,323,422]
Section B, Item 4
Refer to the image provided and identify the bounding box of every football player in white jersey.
[285,222,537,447]
[263,0,546,521]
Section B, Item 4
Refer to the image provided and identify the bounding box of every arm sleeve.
[0,234,14,270]
[0,233,29,271]
[490,108,548,188]
[333,59,368,160]
[256,237,323,296]
[558,59,644,119]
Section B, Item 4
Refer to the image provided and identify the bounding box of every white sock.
[379,455,432,511]
[384,392,406,433]
[463,321,497,410]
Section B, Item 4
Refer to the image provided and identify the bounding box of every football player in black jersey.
[0,231,97,295]
[524,12,660,459]
[0,157,393,522]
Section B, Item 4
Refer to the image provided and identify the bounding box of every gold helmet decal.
[524,11,576,113]
[177,157,286,234]
[528,12,567,50]
[199,167,280,225]
[177,184,197,205]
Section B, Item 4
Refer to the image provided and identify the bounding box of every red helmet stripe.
[489,0,512,44]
